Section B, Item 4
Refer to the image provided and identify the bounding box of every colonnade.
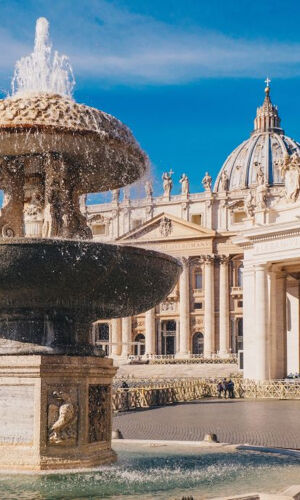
[243,263,300,380]
[107,254,234,359]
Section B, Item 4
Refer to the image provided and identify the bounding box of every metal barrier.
[112,378,300,412]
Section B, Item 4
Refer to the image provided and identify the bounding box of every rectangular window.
[238,300,243,308]
[194,302,202,310]
[191,214,202,225]
[195,272,202,289]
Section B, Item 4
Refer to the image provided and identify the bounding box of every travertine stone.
[0,355,117,470]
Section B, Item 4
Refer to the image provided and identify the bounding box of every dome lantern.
[253,79,284,135]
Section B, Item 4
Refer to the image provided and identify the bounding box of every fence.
[112,378,300,412]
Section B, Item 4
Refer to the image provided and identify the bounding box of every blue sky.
[0,0,300,201]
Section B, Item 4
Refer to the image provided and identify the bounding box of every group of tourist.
[217,378,235,398]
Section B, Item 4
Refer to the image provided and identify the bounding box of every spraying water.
[11,17,75,98]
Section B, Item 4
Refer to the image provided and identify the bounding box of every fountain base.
[0,354,117,471]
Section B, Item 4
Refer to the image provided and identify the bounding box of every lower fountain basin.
[0,238,181,355]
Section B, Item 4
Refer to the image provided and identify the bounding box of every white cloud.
[0,0,300,87]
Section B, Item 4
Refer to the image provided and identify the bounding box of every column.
[111,318,122,356]
[219,256,230,357]
[178,257,190,356]
[204,255,215,357]
[242,265,255,378]
[121,316,132,358]
[269,270,287,379]
[251,264,269,380]
[286,278,300,376]
[145,308,156,356]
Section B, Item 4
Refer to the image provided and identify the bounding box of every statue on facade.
[245,189,255,218]
[202,171,212,192]
[162,170,173,198]
[145,180,153,198]
[280,153,300,202]
[255,163,267,209]
[111,188,120,203]
[220,170,228,191]
[179,173,189,196]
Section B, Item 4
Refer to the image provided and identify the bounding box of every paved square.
[113,399,300,448]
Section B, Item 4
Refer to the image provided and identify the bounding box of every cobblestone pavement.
[113,399,300,448]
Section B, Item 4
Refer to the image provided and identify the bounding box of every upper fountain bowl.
[0,93,148,193]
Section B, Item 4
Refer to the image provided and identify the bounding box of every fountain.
[0,18,181,471]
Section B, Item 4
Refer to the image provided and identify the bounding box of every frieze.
[254,235,300,255]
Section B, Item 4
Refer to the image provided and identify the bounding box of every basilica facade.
[86,84,300,381]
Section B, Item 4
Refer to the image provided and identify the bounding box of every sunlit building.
[87,84,300,380]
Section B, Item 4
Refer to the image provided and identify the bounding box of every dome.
[214,83,300,192]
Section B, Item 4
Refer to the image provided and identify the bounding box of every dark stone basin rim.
[0,237,180,265]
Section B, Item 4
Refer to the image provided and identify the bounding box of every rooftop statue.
[162,170,173,198]
[145,180,153,198]
[180,173,189,196]
[202,171,212,192]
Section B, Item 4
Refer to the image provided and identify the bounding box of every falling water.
[11,17,75,98]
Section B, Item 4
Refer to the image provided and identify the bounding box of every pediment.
[117,213,215,243]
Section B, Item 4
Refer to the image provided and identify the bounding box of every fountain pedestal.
[0,355,117,470]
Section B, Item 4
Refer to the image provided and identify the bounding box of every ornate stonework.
[47,387,78,446]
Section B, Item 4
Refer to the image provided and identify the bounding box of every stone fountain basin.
[0,94,148,192]
[0,238,181,354]
[0,127,146,193]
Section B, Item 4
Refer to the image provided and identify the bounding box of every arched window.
[237,264,244,287]
[194,270,203,289]
[134,333,145,356]
[192,332,204,355]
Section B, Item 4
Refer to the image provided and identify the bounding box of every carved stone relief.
[159,217,173,237]
[88,385,111,443]
[47,386,78,446]
[280,153,300,202]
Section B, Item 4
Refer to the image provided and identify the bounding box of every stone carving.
[0,158,24,238]
[202,172,212,192]
[220,170,228,191]
[24,190,43,221]
[161,301,176,312]
[41,154,92,240]
[145,180,153,198]
[245,190,255,218]
[159,216,173,237]
[280,153,300,202]
[162,170,173,198]
[88,385,110,443]
[179,173,189,196]
[48,388,78,446]
[255,163,267,209]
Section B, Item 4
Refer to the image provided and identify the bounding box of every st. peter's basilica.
[86,83,300,381]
